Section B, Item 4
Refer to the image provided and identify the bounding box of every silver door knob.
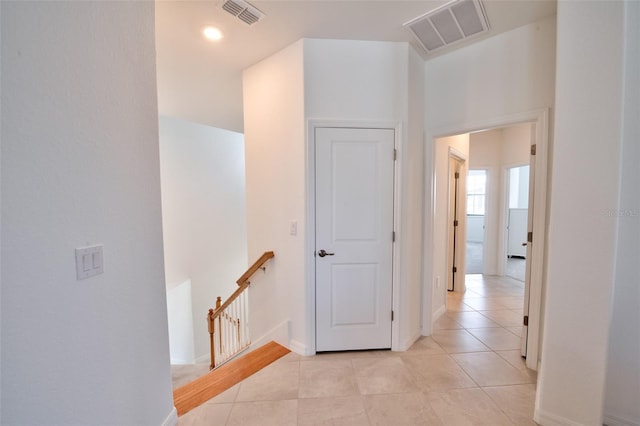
[317,249,335,257]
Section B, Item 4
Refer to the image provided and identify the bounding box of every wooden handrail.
[236,250,275,286]
[211,282,250,320]
[210,251,274,320]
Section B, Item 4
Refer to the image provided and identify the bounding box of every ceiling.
[155,0,556,133]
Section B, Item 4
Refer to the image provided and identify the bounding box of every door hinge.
[391,310,395,321]
[454,172,460,179]
[453,220,459,227]
[523,315,529,326]
[452,266,457,273]
[527,231,533,243]
[531,144,537,156]
[393,149,397,161]
[392,231,396,242]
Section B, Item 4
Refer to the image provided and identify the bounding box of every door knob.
[317,249,335,257]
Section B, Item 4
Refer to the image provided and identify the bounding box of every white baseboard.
[250,320,291,352]
[604,412,640,426]
[194,353,210,364]
[534,408,587,426]
[191,320,292,365]
[397,329,422,351]
[161,407,178,426]
[534,408,640,426]
[170,357,196,365]
[431,305,446,328]
[288,338,311,355]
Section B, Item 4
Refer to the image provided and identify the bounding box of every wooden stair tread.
[173,341,290,416]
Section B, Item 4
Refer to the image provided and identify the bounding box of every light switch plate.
[75,244,104,280]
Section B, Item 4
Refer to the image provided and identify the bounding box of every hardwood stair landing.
[172,341,290,416]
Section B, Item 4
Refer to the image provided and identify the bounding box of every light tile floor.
[178,274,537,425]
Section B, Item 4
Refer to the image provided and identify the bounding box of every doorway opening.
[506,165,530,282]
[465,169,488,275]
[427,109,549,371]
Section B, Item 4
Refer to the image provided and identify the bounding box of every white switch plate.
[75,244,104,280]
[289,221,297,236]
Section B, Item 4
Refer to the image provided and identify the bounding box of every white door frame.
[423,109,549,371]
[306,119,402,354]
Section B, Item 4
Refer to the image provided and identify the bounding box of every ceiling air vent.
[221,0,265,26]
[404,0,489,54]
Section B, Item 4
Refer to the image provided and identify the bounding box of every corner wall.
[1,2,175,424]
[242,40,307,352]
[536,2,628,424]
[432,134,469,319]
[159,116,247,361]
[604,2,640,424]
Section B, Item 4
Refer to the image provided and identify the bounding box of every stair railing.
[207,251,274,369]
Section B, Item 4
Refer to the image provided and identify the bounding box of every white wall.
[502,124,532,166]
[243,40,307,352]
[304,39,407,120]
[423,15,556,335]
[159,116,247,361]
[604,3,640,425]
[405,47,426,340]
[166,280,196,364]
[469,129,503,167]
[536,2,628,425]
[433,134,469,317]
[1,2,175,425]
[424,16,556,131]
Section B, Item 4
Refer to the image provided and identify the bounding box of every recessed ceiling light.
[203,26,223,41]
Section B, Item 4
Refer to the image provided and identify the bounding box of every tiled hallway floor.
[179,274,537,425]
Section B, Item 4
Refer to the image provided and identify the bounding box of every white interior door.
[315,127,394,352]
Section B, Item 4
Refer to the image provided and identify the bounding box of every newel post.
[208,308,215,370]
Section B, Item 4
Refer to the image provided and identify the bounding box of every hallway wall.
[538,1,636,424]
[604,3,640,424]
[1,2,175,424]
